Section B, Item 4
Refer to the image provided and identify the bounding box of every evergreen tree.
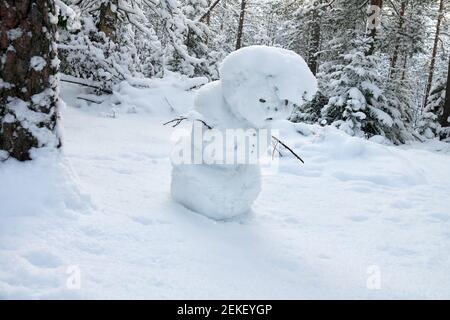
[419,57,449,139]
[320,37,411,143]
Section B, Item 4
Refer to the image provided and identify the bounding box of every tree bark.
[97,0,118,41]
[235,0,246,50]
[439,55,450,127]
[366,0,383,56]
[389,1,406,77]
[0,0,60,161]
[424,0,444,108]
[199,0,222,23]
[307,2,321,76]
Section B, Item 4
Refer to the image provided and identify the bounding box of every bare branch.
[198,0,221,22]
[163,117,212,129]
[272,136,305,164]
[60,78,113,94]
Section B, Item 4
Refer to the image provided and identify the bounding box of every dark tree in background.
[441,56,450,128]
[424,0,445,108]
[307,0,322,76]
[366,0,383,56]
[0,0,60,161]
[235,0,246,50]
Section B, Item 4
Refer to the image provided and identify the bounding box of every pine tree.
[419,56,449,139]
[181,0,214,77]
[0,0,61,161]
[441,56,450,133]
[58,0,209,91]
[320,37,410,143]
[424,0,445,108]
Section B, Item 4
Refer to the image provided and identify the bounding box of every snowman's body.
[171,46,317,220]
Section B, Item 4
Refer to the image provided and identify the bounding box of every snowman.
[170,45,317,220]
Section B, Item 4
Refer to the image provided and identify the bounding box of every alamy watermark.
[366,265,381,290]
[367,5,382,31]
[66,265,81,290]
[170,122,281,174]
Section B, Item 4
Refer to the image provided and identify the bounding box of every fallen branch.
[60,76,113,94]
[76,96,102,104]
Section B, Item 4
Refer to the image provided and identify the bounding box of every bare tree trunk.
[366,0,383,56]
[235,0,246,50]
[389,1,406,77]
[424,0,444,108]
[97,0,118,41]
[199,0,221,23]
[400,53,408,81]
[206,0,211,25]
[0,0,60,161]
[307,3,321,76]
[439,55,450,127]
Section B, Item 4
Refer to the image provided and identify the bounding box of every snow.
[5,97,59,150]
[7,28,23,41]
[171,47,316,219]
[30,56,47,72]
[171,163,261,220]
[220,45,318,128]
[0,78,450,299]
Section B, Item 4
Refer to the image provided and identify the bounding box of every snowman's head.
[219,46,318,128]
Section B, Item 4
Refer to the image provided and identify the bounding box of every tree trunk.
[206,0,211,25]
[389,1,406,77]
[424,0,444,108]
[366,0,383,56]
[97,0,118,41]
[307,3,321,76]
[400,53,408,81]
[199,0,221,23]
[235,0,246,50]
[439,55,450,127]
[0,0,60,161]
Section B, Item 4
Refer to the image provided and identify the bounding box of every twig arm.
[272,136,305,164]
[163,117,212,129]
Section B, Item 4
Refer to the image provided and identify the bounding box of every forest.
[1,0,449,160]
[1,0,450,300]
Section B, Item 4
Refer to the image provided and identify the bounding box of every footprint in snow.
[390,200,413,210]
[348,215,369,222]
[378,246,417,257]
[427,213,450,223]
[283,217,299,224]
[23,250,63,268]
[131,216,171,226]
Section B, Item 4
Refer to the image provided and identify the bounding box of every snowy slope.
[1,80,450,299]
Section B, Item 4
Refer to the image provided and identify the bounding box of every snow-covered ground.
[1,78,450,299]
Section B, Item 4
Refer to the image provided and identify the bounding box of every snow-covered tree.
[419,58,449,139]
[1,0,61,161]
[178,0,215,77]
[318,38,412,143]
[58,0,209,91]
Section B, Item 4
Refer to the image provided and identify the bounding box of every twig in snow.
[60,78,113,94]
[272,136,304,164]
[163,117,213,130]
[164,96,175,112]
[163,117,188,127]
[76,96,102,104]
